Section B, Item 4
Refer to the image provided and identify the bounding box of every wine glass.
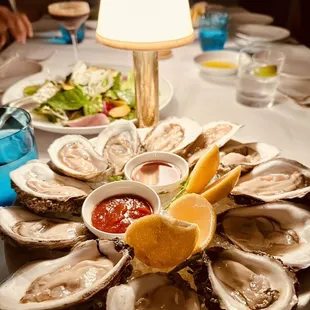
[48,1,90,62]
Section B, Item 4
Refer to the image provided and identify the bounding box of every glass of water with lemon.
[236,44,285,108]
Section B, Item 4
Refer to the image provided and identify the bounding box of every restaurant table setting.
[1,1,310,309]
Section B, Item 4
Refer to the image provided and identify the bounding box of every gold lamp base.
[133,51,159,128]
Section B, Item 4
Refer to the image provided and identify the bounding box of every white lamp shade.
[96,0,194,50]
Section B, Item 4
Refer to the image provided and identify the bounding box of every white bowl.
[194,51,240,76]
[124,152,189,194]
[82,180,161,240]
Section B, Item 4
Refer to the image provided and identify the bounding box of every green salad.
[24,62,136,127]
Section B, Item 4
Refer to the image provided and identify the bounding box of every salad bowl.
[2,63,173,135]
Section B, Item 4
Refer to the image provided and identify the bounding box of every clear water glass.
[0,107,38,206]
[199,12,229,51]
[236,45,285,108]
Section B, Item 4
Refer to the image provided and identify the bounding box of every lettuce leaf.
[116,89,135,106]
[111,71,135,106]
[83,95,102,116]
[123,109,136,120]
[121,70,135,90]
[46,87,87,111]
[33,104,68,123]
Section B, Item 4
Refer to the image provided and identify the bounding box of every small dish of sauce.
[131,161,181,186]
[124,152,189,194]
[91,194,153,234]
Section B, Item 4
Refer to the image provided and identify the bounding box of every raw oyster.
[218,202,310,270]
[190,247,298,310]
[186,121,243,166]
[95,120,140,172]
[48,135,109,182]
[10,161,92,214]
[0,206,90,249]
[107,273,201,310]
[220,142,280,172]
[0,239,133,310]
[231,158,310,203]
[143,117,202,154]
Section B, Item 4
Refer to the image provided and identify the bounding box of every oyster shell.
[186,121,243,166]
[95,120,140,173]
[231,158,310,204]
[218,202,310,270]
[143,117,202,154]
[10,161,92,215]
[48,135,109,182]
[107,273,201,310]
[220,142,280,173]
[0,239,133,310]
[191,247,298,310]
[0,206,90,249]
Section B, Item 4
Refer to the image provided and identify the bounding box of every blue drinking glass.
[0,107,38,206]
[199,12,229,51]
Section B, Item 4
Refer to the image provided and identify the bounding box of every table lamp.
[96,0,194,127]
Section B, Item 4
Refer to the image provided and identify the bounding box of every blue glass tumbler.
[0,107,38,206]
[199,12,229,51]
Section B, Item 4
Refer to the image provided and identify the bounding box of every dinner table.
[1,13,310,308]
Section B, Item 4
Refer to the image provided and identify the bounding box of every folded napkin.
[278,79,310,107]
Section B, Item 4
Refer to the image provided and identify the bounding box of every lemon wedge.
[186,145,220,194]
[201,166,241,204]
[168,193,216,253]
[254,65,277,77]
[126,214,199,269]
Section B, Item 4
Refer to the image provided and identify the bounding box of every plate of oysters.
[1,116,310,310]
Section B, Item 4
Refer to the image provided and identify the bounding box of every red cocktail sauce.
[91,194,153,233]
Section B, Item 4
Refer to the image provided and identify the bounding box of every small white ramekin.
[124,151,189,195]
[82,180,161,240]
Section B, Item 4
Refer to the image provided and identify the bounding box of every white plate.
[281,59,310,80]
[2,65,173,135]
[236,24,290,42]
[230,12,273,25]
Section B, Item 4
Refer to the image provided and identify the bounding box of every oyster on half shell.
[143,117,202,154]
[186,121,243,166]
[10,161,92,215]
[0,206,91,249]
[191,247,298,310]
[0,239,133,310]
[95,120,140,173]
[48,135,109,182]
[219,202,310,270]
[220,142,280,173]
[231,158,310,203]
[107,273,201,310]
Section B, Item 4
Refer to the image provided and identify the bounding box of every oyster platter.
[1,116,310,310]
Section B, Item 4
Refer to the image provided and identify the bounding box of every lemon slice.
[254,65,277,77]
[186,145,220,194]
[126,215,199,269]
[168,193,216,253]
[201,166,241,204]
